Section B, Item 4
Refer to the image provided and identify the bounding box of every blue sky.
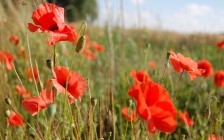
[96,0,224,33]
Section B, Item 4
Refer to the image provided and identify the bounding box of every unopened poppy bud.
[166,52,171,60]
[76,35,86,53]
[126,99,133,107]
[107,131,112,138]
[46,59,53,69]
[91,98,97,106]
[5,98,11,106]
[5,110,10,117]
[47,103,57,117]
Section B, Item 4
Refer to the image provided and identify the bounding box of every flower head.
[28,3,78,45]
[0,51,14,71]
[92,41,105,52]
[208,134,223,140]
[25,67,39,82]
[216,40,224,48]
[22,89,54,116]
[128,81,177,133]
[197,60,213,78]
[82,48,96,60]
[7,111,26,127]
[122,107,137,122]
[148,61,157,70]
[169,51,204,80]
[214,71,224,87]
[15,85,30,98]
[49,66,86,104]
[178,111,194,126]
[130,70,151,84]
[9,35,19,47]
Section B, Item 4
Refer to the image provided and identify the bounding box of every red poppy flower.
[49,66,86,104]
[22,89,54,116]
[7,111,26,127]
[128,82,177,133]
[18,47,27,58]
[214,71,224,87]
[216,40,224,48]
[169,51,204,80]
[92,41,105,52]
[15,85,30,98]
[130,70,151,84]
[197,60,213,78]
[25,67,38,82]
[122,107,137,122]
[0,51,14,71]
[82,48,96,60]
[148,61,157,70]
[208,134,223,140]
[9,35,19,47]
[28,3,78,45]
[178,111,194,126]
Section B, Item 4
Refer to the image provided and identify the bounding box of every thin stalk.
[174,70,184,100]
[26,34,39,95]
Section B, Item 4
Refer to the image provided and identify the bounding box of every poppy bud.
[47,103,57,117]
[46,59,53,69]
[76,36,86,53]
[5,110,10,117]
[91,98,97,106]
[126,99,133,107]
[166,52,171,60]
[5,98,11,106]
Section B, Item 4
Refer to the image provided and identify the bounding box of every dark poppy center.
[49,24,59,31]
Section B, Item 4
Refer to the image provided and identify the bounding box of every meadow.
[0,1,224,140]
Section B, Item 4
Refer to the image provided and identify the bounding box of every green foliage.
[47,0,98,22]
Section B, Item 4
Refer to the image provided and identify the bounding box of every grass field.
[0,1,224,140]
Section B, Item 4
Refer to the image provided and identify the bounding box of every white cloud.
[183,4,213,16]
[131,0,145,5]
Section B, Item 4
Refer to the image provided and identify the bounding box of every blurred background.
[1,0,224,34]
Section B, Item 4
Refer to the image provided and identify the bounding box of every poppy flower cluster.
[169,51,204,80]
[0,51,14,71]
[128,81,177,133]
[128,70,177,133]
[28,3,78,45]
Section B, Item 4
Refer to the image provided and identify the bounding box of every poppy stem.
[53,45,56,67]
[174,70,184,100]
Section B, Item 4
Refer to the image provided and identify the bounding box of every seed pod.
[76,35,86,53]
[5,98,11,106]
[46,59,53,69]
[5,110,10,117]
[91,98,97,106]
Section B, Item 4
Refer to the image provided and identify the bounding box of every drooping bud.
[91,98,97,106]
[5,98,11,106]
[5,110,11,117]
[46,59,53,69]
[126,99,133,107]
[76,35,86,53]
[166,52,171,60]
